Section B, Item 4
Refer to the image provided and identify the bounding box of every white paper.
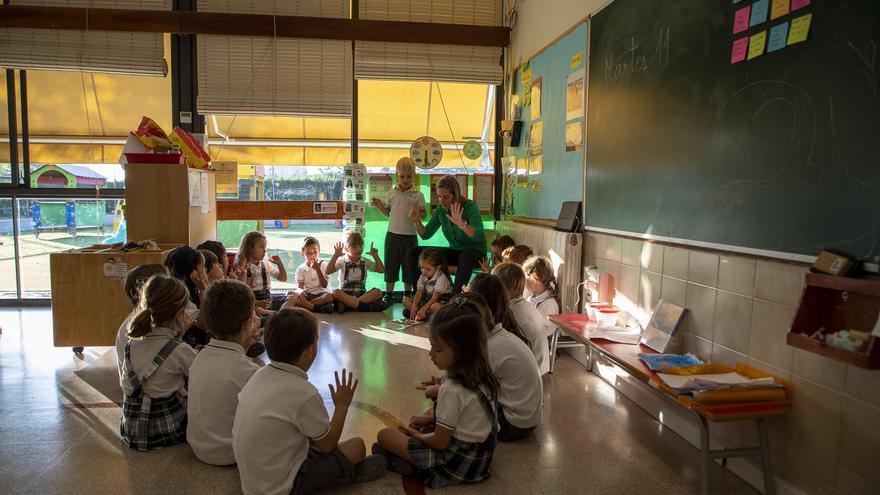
[188,169,201,206]
[657,372,777,392]
[200,172,210,214]
[589,326,641,345]
[313,202,338,214]
[474,174,493,212]
[119,133,149,165]
[566,69,586,121]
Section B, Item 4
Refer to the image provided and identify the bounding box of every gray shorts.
[290,446,354,495]
[384,232,418,284]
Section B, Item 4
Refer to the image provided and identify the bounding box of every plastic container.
[588,302,612,320]
[596,307,620,327]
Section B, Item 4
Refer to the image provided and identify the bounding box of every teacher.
[406,175,486,294]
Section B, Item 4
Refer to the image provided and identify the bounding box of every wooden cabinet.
[125,158,217,246]
[50,245,179,348]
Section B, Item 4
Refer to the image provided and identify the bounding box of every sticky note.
[771,0,790,20]
[750,0,770,27]
[767,22,789,52]
[731,37,749,64]
[791,0,811,11]
[748,31,767,60]
[787,13,812,45]
[733,6,751,34]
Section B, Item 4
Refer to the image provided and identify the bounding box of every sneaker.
[402,308,411,319]
[352,454,387,483]
[374,299,391,311]
[371,443,414,476]
[246,342,265,358]
[335,301,347,314]
[315,303,335,313]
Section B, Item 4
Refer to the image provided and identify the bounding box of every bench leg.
[549,328,560,373]
[757,418,776,495]
[698,415,711,495]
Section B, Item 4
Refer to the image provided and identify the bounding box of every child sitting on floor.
[116,264,170,383]
[403,248,453,321]
[373,298,500,488]
[199,249,225,284]
[492,263,551,375]
[119,275,197,451]
[237,231,288,316]
[284,236,335,313]
[480,235,515,273]
[327,232,388,313]
[187,280,262,466]
[164,246,210,348]
[523,255,561,320]
[502,244,534,265]
[233,309,386,494]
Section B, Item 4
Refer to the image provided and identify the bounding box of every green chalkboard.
[586,0,880,258]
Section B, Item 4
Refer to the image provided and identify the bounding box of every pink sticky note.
[731,37,749,64]
[733,6,751,34]
[791,0,811,11]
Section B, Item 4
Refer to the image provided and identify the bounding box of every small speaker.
[555,201,582,233]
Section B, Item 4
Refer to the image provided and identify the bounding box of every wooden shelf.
[787,332,879,369]
[804,272,880,295]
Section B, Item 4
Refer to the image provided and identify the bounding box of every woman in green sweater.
[406,175,487,294]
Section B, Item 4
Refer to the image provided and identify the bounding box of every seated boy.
[233,309,386,494]
[187,279,263,465]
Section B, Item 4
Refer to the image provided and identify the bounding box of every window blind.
[0,1,169,76]
[197,1,352,118]
[355,0,503,84]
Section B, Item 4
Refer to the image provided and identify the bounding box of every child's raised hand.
[368,242,379,258]
[423,384,440,400]
[408,204,421,222]
[190,268,209,291]
[328,369,359,409]
[370,197,385,209]
[268,254,283,265]
[479,257,491,273]
[333,242,344,257]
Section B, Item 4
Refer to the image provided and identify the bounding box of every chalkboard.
[586,0,880,258]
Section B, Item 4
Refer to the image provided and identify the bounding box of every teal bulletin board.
[507,22,587,219]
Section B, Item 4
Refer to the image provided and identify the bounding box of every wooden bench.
[550,313,790,495]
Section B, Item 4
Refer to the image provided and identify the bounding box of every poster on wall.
[516,158,529,188]
[529,156,543,176]
[473,174,494,213]
[212,161,239,197]
[188,169,201,206]
[566,69,585,121]
[530,78,542,120]
[368,174,393,204]
[565,121,584,152]
[529,121,543,155]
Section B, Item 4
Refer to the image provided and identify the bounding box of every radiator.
[494,221,582,314]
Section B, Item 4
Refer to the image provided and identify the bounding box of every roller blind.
[197,1,352,118]
[0,1,169,76]
[355,0,503,84]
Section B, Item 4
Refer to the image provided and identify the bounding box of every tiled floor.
[0,307,758,494]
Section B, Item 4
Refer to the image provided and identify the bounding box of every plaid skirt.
[406,434,497,488]
[120,391,187,452]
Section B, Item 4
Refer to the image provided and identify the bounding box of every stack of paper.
[589,325,641,345]
[656,372,777,393]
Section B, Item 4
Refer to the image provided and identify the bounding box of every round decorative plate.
[410,136,443,169]
[462,140,483,160]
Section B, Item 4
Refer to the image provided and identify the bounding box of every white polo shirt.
[434,379,493,443]
[487,323,543,429]
[187,339,261,466]
[233,362,331,495]
[510,297,551,375]
[417,270,452,296]
[115,312,134,383]
[248,260,280,292]
[332,256,376,287]
[120,326,197,398]
[387,187,426,235]
[527,290,560,338]
[295,261,330,295]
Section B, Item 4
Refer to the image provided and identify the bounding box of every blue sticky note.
[767,22,789,52]
[750,0,770,27]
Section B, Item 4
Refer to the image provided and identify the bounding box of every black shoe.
[315,303,335,313]
[374,299,392,311]
[371,443,414,476]
[353,454,387,482]
[402,308,410,319]
[335,301,347,314]
[246,342,265,358]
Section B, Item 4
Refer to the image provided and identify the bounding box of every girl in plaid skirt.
[373,297,500,488]
[120,275,197,451]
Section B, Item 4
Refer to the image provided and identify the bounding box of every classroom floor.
[0,307,758,495]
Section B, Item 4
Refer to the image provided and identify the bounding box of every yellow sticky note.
[570,52,583,68]
[748,31,767,60]
[770,0,790,20]
[520,68,533,85]
[787,13,812,45]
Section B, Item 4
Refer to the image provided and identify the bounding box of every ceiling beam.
[0,5,510,47]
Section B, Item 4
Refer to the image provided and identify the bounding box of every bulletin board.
[505,22,587,220]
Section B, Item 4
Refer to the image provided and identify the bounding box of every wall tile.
[616,265,639,306]
[755,260,806,306]
[845,365,880,409]
[639,271,662,314]
[640,242,663,273]
[685,283,716,340]
[793,349,847,392]
[789,376,844,456]
[688,250,719,287]
[714,291,753,354]
[749,300,795,371]
[605,261,622,292]
[586,233,605,262]
[837,467,880,495]
[718,254,756,297]
[660,276,686,306]
[683,334,713,361]
[603,235,622,262]
[621,238,642,267]
[712,343,748,368]
[775,447,839,495]
[747,357,792,381]
[662,246,689,279]
[838,398,880,485]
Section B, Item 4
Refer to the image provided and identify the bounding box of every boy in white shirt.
[492,263,551,375]
[327,232,387,313]
[187,280,263,465]
[371,157,426,300]
[233,309,386,495]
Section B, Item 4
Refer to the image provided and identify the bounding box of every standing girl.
[403,248,452,321]
[120,275,197,451]
[236,231,288,316]
[283,236,335,312]
[373,299,499,488]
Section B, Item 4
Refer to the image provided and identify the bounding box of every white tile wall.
[584,231,880,495]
